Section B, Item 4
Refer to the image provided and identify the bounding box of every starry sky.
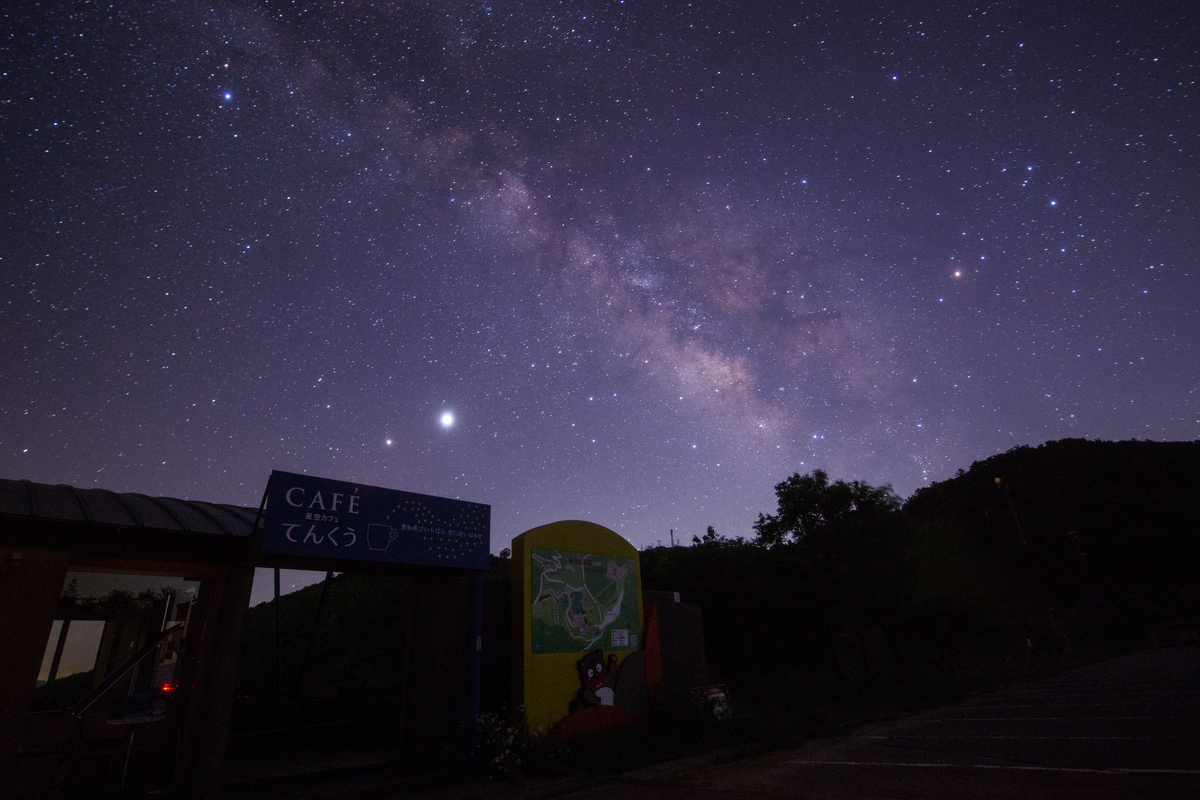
[4,1,1198,558]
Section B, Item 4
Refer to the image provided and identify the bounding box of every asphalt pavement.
[555,646,1200,800]
[269,647,1199,800]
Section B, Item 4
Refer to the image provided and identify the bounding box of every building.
[0,476,487,799]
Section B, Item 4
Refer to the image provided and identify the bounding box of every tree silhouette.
[754,469,901,546]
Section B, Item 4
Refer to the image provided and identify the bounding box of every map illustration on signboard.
[530,548,639,653]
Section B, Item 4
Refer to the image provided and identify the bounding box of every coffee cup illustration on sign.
[366,523,399,551]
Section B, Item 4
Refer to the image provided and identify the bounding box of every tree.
[753,469,901,546]
[691,525,719,545]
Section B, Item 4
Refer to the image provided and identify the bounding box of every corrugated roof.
[0,478,259,537]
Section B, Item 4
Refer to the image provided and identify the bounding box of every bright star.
[440,411,455,428]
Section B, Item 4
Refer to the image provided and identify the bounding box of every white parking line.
[790,760,1200,776]
[969,700,1195,705]
[927,716,1164,721]
[860,734,1185,740]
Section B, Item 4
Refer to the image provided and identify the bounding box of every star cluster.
[3,1,1197,551]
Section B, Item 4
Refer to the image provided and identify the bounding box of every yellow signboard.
[511,521,642,735]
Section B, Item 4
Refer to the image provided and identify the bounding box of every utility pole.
[994,478,1029,552]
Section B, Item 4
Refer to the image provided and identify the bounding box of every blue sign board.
[260,470,490,570]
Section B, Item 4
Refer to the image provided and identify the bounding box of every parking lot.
[563,646,1200,799]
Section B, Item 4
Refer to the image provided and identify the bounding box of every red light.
[159,683,176,694]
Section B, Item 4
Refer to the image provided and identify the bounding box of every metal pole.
[274,567,282,698]
[465,571,484,762]
[295,570,333,692]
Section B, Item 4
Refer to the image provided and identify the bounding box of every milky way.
[4,1,1197,555]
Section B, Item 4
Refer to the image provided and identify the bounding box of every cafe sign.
[260,470,490,570]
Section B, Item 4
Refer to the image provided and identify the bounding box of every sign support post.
[273,568,282,697]
[465,571,484,761]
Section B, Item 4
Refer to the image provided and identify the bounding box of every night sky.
[5,1,1198,558]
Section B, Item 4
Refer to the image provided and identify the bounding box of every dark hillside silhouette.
[906,439,1200,602]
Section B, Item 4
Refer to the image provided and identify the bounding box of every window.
[31,570,200,713]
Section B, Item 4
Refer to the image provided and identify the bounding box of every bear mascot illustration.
[568,649,618,713]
